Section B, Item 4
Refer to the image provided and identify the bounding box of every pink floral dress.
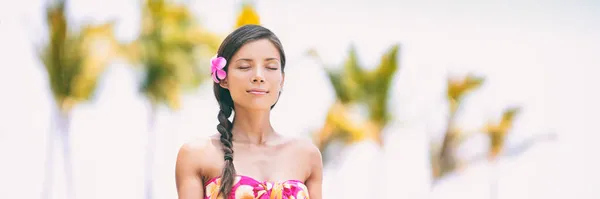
[204,175,309,199]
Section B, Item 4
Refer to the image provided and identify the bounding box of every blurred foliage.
[483,107,521,160]
[35,0,537,192]
[309,45,400,162]
[38,1,121,198]
[430,74,485,180]
[430,74,521,182]
[115,2,231,199]
[39,0,119,113]
[119,0,222,110]
[447,75,485,113]
[236,2,261,28]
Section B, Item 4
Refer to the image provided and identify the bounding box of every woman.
[175,25,323,199]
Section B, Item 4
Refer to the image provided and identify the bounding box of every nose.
[252,76,265,83]
[251,68,265,83]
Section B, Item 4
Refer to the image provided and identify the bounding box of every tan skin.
[175,39,323,199]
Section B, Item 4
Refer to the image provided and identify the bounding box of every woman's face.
[220,39,284,110]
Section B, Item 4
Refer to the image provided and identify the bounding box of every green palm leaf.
[431,74,486,181]
[39,1,118,198]
[310,44,401,161]
[40,0,117,112]
[324,69,351,103]
[120,0,220,109]
[366,45,399,126]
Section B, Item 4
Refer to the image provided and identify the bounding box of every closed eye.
[266,64,280,70]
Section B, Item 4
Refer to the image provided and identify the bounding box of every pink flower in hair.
[211,55,227,83]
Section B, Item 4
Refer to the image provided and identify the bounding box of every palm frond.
[41,0,116,112]
[127,0,220,109]
[235,3,260,28]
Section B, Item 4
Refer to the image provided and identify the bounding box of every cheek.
[225,72,248,89]
[267,72,283,86]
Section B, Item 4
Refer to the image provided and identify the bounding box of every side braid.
[216,101,236,197]
[211,24,287,198]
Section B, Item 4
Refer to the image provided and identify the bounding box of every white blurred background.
[0,0,598,198]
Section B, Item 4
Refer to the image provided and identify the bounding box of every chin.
[235,101,278,111]
[246,103,276,111]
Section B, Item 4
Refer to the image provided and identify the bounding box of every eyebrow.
[234,58,280,63]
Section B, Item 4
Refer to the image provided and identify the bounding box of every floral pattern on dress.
[204,175,309,199]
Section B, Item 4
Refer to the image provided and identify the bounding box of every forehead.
[232,39,280,61]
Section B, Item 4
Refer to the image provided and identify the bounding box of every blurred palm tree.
[484,107,521,160]
[430,74,485,181]
[117,1,221,198]
[428,73,557,198]
[235,1,261,28]
[308,45,400,163]
[118,1,260,198]
[430,75,528,187]
[38,1,119,198]
[121,0,221,108]
[482,107,520,199]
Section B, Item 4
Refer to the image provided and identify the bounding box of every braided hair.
[212,24,286,197]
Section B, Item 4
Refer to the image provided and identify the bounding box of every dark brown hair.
[213,24,286,197]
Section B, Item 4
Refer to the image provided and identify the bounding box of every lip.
[247,89,269,95]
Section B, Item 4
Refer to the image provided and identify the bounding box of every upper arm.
[304,142,323,199]
[175,142,205,199]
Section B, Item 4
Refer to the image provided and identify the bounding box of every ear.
[219,78,229,89]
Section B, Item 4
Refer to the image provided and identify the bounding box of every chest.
[230,143,307,181]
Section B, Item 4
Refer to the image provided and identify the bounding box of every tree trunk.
[490,159,498,199]
[41,110,57,199]
[144,104,157,199]
[59,111,74,199]
[42,107,73,199]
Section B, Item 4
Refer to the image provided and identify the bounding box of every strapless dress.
[204,175,309,199]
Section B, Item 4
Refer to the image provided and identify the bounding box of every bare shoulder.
[175,136,222,198]
[287,136,323,197]
[287,137,323,164]
[178,137,213,157]
[176,136,220,173]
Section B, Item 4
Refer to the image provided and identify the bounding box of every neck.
[231,107,275,145]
